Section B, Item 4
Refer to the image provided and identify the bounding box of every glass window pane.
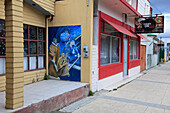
[38,56,44,68]
[29,56,37,70]
[112,37,120,63]
[38,28,44,40]
[126,0,132,5]
[130,41,133,60]
[105,22,116,31]
[101,21,104,32]
[24,41,28,55]
[29,26,37,40]
[24,25,28,39]
[24,57,28,71]
[38,42,44,54]
[0,58,6,74]
[134,41,137,59]
[30,41,37,54]
[100,34,110,65]
[134,41,139,59]
[0,39,5,56]
[0,20,5,37]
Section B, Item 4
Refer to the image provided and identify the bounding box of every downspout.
[92,0,99,92]
[93,0,98,45]
[45,16,52,75]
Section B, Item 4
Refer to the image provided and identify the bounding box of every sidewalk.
[59,62,170,113]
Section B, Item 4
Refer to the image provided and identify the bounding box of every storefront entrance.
[124,38,128,77]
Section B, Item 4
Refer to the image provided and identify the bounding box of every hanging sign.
[135,16,164,33]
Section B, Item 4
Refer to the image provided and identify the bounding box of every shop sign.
[135,16,164,33]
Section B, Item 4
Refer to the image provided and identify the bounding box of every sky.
[150,0,170,38]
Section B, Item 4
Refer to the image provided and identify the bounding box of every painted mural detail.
[48,25,81,81]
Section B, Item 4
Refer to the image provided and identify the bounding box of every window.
[0,19,5,75]
[24,24,45,71]
[130,39,139,60]
[100,34,121,66]
[100,20,121,66]
[153,43,158,54]
[126,0,137,10]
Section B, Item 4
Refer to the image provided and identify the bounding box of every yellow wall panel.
[0,0,5,20]
[0,76,6,91]
[0,69,46,92]
[24,69,46,85]
[33,0,55,15]
[23,2,45,27]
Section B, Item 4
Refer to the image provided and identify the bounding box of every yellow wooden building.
[0,0,93,109]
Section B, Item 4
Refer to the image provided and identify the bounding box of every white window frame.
[100,33,121,66]
[130,40,139,60]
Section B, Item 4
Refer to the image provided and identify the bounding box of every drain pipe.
[93,0,98,45]
[46,16,52,75]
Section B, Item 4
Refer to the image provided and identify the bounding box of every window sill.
[24,68,46,72]
[100,62,122,67]
[0,68,46,76]
[130,59,139,61]
[0,74,6,77]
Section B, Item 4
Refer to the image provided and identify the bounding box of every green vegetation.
[88,90,94,96]
[44,73,49,80]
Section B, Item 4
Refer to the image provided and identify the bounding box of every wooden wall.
[0,0,5,20]
[23,2,45,27]
[33,0,55,15]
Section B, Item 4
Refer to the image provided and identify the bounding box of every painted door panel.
[140,45,146,71]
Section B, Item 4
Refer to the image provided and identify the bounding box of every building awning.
[103,18,137,38]
[137,34,150,42]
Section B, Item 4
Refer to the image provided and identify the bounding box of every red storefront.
[96,0,142,90]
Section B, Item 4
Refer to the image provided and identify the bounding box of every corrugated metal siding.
[33,0,55,15]
[0,0,5,20]
[23,2,45,27]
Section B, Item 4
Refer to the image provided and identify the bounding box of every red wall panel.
[129,59,140,69]
[99,63,123,80]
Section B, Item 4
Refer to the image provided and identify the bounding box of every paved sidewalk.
[60,62,170,113]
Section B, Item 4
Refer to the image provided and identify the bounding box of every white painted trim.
[97,72,123,91]
[128,66,140,77]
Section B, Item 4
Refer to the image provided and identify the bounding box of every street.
[60,62,170,113]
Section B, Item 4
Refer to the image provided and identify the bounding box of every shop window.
[126,0,137,10]
[104,22,116,32]
[24,24,45,71]
[153,43,158,54]
[100,20,121,66]
[100,34,121,66]
[0,19,5,75]
[130,39,139,60]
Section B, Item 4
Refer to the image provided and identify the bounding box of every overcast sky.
[150,0,170,38]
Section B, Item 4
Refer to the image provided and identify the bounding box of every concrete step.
[0,80,90,113]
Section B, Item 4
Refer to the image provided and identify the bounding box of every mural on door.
[48,25,81,81]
